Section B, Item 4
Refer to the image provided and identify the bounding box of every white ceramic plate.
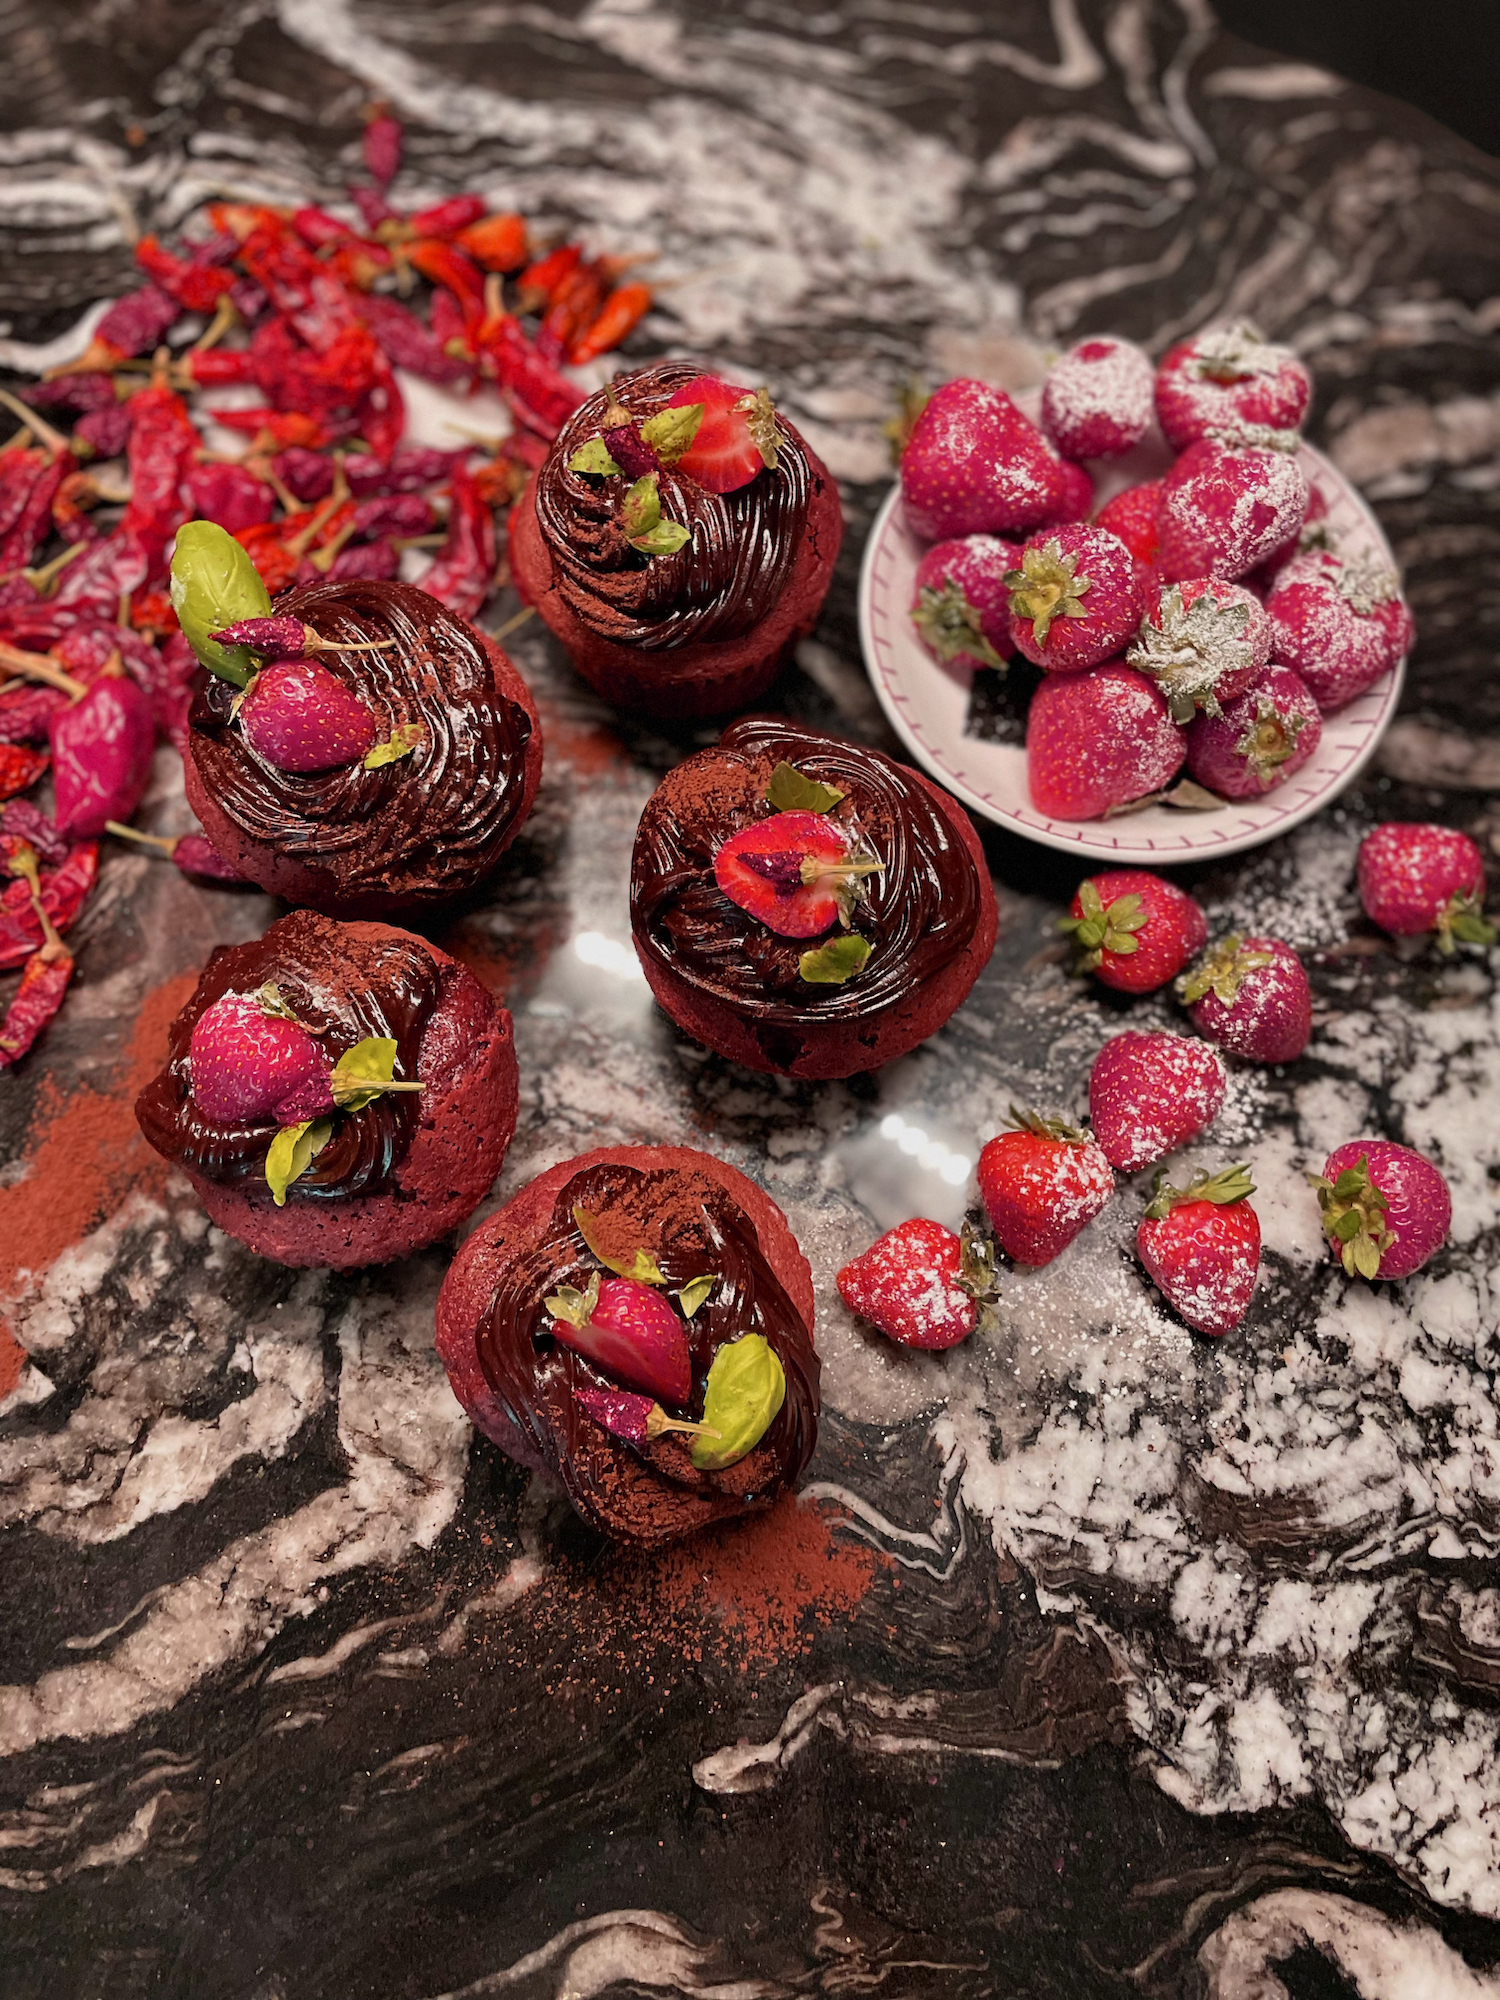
[856,404,1406,863]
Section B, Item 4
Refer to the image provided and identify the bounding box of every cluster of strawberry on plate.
[901,326,1414,821]
[838,820,1492,1350]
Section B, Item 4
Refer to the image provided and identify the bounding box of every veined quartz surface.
[2,4,1500,1995]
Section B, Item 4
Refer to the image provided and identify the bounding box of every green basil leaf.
[620,473,662,539]
[572,1206,667,1286]
[265,1116,333,1207]
[638,402,703,464]
[765,760,846,814]
[363,722,426,770]
[691,1334,786,1470]
[330,1035,413,1112]
[169,520,272,689]
[798,934,872,985]
[567,438,622,477]
[628,519,690,557]
[677,1273,716,1319]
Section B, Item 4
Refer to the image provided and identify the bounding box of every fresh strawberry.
[836,1217,995,1351]
[1185,663,1322,799]
[900,378,1069,540]
[1248,478,1333,594]
[1095,481,1163,567]
[1041,336,1154,460]
[188,990,335,1126]
[547,1273,692,1405]
[1265,549,1414,712]
[1127,576,1270,721]
[237,659,378,773]
[1059,870,1208,992]
[1026,663,1186,821]
[1155,323,1311,451]
[1357,822,1494,952]
[911,534,1018,672]
[1178,934,1312,1063]
[1137,1163,1260,1336]
[1089,1030,1226,1172]
[1311,1140,1451,1282]
[977,1108,1114,1267]
[714,810,882,938]
[1038,450,1095,526]
[666,374,778,494]
[1005,524,1143,673]
[1156,440,1308,583]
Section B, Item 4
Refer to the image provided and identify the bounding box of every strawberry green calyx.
[734,387,780,471]
[1144,1162,1255,1222]
[800,842,884,929]
[1307,1155,1395,1280]
[255,981,308,1027]
[883,377,930,464]
[1233,697,1308,785]
[1127,584,1252,722]
[1057,881,1146,970]
[766,760,845,814]
[1003,537,1091,645]
[1177,934,1275,1007]
[1004,1104,1089,1146]
[912,577,1007,670]
[619,472,690,557]
[1191,321,1282,384]
[955,1218,1002,1333]
[1435,889,1497,955]
[1336,554,1399,618]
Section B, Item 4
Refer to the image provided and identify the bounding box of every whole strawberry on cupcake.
[435,1147,820,1543]
[511,360,842,720]
[173,522,541,919]
[630,717,997,1078]
[136,910,518,1269]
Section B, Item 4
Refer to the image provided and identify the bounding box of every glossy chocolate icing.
[136,910,438,1200]
[188,580,533,903]
[630,717,984,1024]
[533,361,812,650]
[473,1161,819,1529]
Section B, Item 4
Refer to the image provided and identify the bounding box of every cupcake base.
[509,460,844,721]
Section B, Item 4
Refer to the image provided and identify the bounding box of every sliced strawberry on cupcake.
[1310,1141,1451,1282]
[977,1108,1114,1267]
[1005,524,1142,674]
[545,1269,693,1404]
[1127,577,1271,722]
[1185,663,1322,800]
[1178,934,1312,1063]
[911,534,1017,672]
[1156,440,1308,583]
[1027,663,1186,821]
[1089,1030,1226,1173]
[714,807,883,939]
[837,1217,996,1351]
[1137,1163,1260,1336]
[1265,549,1414,713]
[662,374,781,494]
[1155,322,1311,452]
[1357,822,1494,952]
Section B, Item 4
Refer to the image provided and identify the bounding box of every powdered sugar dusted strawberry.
[714,810,882,939]
[900,379,1069,540]
[1059,870,1207,993]
[1155,322,1311,452]
[911,535,1017,672]
[1265,548,1413,712]
[1027,664,1186,821]
[1038,451,1095,526]
[1094,481,1163,567]
[836,1217,994,1350]
[1041,336,1154,460]
[1311,1140,1450,1282]
[1178,934,1311,1063]
[1005,524,1143,673]
[1156,441,1308,583]
[1127,577,1270,721]
[1186,662,1322,799]
[665,375,779,494]
[238,659,378,774]
[546,1272,692,1406]
[188,989,335,1126]
[1089,1030,1226,1172]
[1137,1163,1260,1336]
[978,1108,1113,1267]
[1357,822,1494,952]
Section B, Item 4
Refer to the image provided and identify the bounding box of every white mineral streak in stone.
[1199,1890,1500,1998]
[423,1906,762,2000]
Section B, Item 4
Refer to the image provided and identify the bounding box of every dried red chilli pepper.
[0,848,74,1070]
[54,285,180,377]
[536,259,612,364]
[181,348,256,389]
[183,460,276,535]
[568,281,653,364]
[455,212,528,272]
[0,799,68,865]
[350,184,398,234]
[215,410,334,449]
[73,404,132,459]
[516,244,582,313]
[363,105,403,189]
[51,470,104,547]
[478,313,583,438]
[120,364,199,576]
[234,521,302,595]
[421,461,494,621]
[0,682,66,744]
[290,205,361,251]
[51,529,150,610]
[0,743,47,800]
[47,655,156,839]
[357,293,468,384]
[22,373,118,414]
[401,195,488,241]
[105,819,247,883]
[0,840,97,970]
[403,240,486,319]
[326,241,393,293]
[134,235,237,314]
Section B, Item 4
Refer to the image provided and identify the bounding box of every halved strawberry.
[666,374,778,494]
[547,1274,692,1406]
[714,810,881,938]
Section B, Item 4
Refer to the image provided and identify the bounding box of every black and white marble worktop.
[2,3,1500,1994]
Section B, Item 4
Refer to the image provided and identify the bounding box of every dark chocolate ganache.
[136,909,439,1201]
[533,360,812,650]
[474,1161,819,1525]
[188,579,533,903]
[631,717,983,1024]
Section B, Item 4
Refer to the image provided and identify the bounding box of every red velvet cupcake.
[183,578,542,919]
[510,361,843,720]
[137,910,517,1269]
[629,717,998,1077]
[435,1146,819,1544]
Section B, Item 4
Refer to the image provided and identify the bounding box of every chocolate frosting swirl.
[473,1162,819,1528]
[188,580,533,904]
[136,910,439,1201]
[533,360,812,649]
[630,718,984,1025]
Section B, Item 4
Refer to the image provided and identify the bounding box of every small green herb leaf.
[545,1271,601,1330]
[639,402,704,464]
[330,1035,422,1112]
[628,518,691,557]
[691,1333,786,1470]
[799,934,872,984]
[572,1206,667,1286]
[567,438,622,477]
[256,981,302,1025]
[265,1116,333,1207]
[364,722,426,770]
[765,761,846,814]
[169,520,272,689]
[620,473,662,540]
[677,1273,716,1319]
